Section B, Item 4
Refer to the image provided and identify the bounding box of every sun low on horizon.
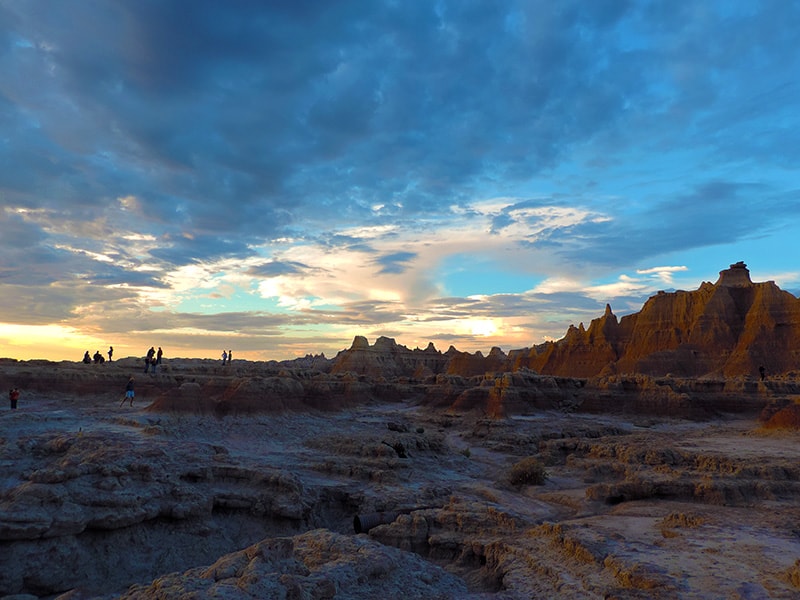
[2,2,799,363]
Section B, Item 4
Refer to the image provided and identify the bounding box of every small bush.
[508,457,548,486]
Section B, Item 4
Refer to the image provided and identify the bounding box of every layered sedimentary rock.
[520,262,800,377]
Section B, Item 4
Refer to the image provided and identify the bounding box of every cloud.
[1,1,798,360]
[246,260,312,278]
[636,265,688,286]
[373,251,417,275]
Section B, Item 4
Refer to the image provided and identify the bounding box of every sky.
[1,0,799,362]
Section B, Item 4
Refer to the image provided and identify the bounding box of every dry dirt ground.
[2,389,800,599]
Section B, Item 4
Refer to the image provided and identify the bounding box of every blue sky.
[1,0,799,361]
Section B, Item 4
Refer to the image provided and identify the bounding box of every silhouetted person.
[228,350,232,364]
[108,346,113,362]
[93,350,105,364]
[759,365,766,381]
[144,347,155,373]
[156,347,163,365]
[83,351,92,364]
[9,388,19,410]
[221,350,227,365]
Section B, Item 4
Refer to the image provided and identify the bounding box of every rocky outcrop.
[520,262,800,377]
[328,338,513,380]
[330,335,450,378]
[117,529,468,599]
[445,346,509,378]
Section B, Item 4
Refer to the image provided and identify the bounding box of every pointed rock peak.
[715,261,753,288]
[424,341,438,353]
[488,346,506,358]
[604,304,614,316]
[350,336,370,350]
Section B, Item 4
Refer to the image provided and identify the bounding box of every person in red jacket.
[9,388,20,410]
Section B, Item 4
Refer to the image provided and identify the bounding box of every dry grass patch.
[507,457,549,487]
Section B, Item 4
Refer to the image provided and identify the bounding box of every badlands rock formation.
[327,262,800,380]
[2,262,800,598]
[516,262,800,378]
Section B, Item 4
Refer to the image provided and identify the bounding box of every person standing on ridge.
[221,350,228,365]
[228,350,232,364]
[108,346,113,362]
[156,347,163,365]
[144,347,155,373]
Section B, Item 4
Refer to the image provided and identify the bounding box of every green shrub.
[508,457,548,486]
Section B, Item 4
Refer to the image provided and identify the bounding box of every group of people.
[80,346,233,368]
[143,346,164,373]
[82,346,114,364]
